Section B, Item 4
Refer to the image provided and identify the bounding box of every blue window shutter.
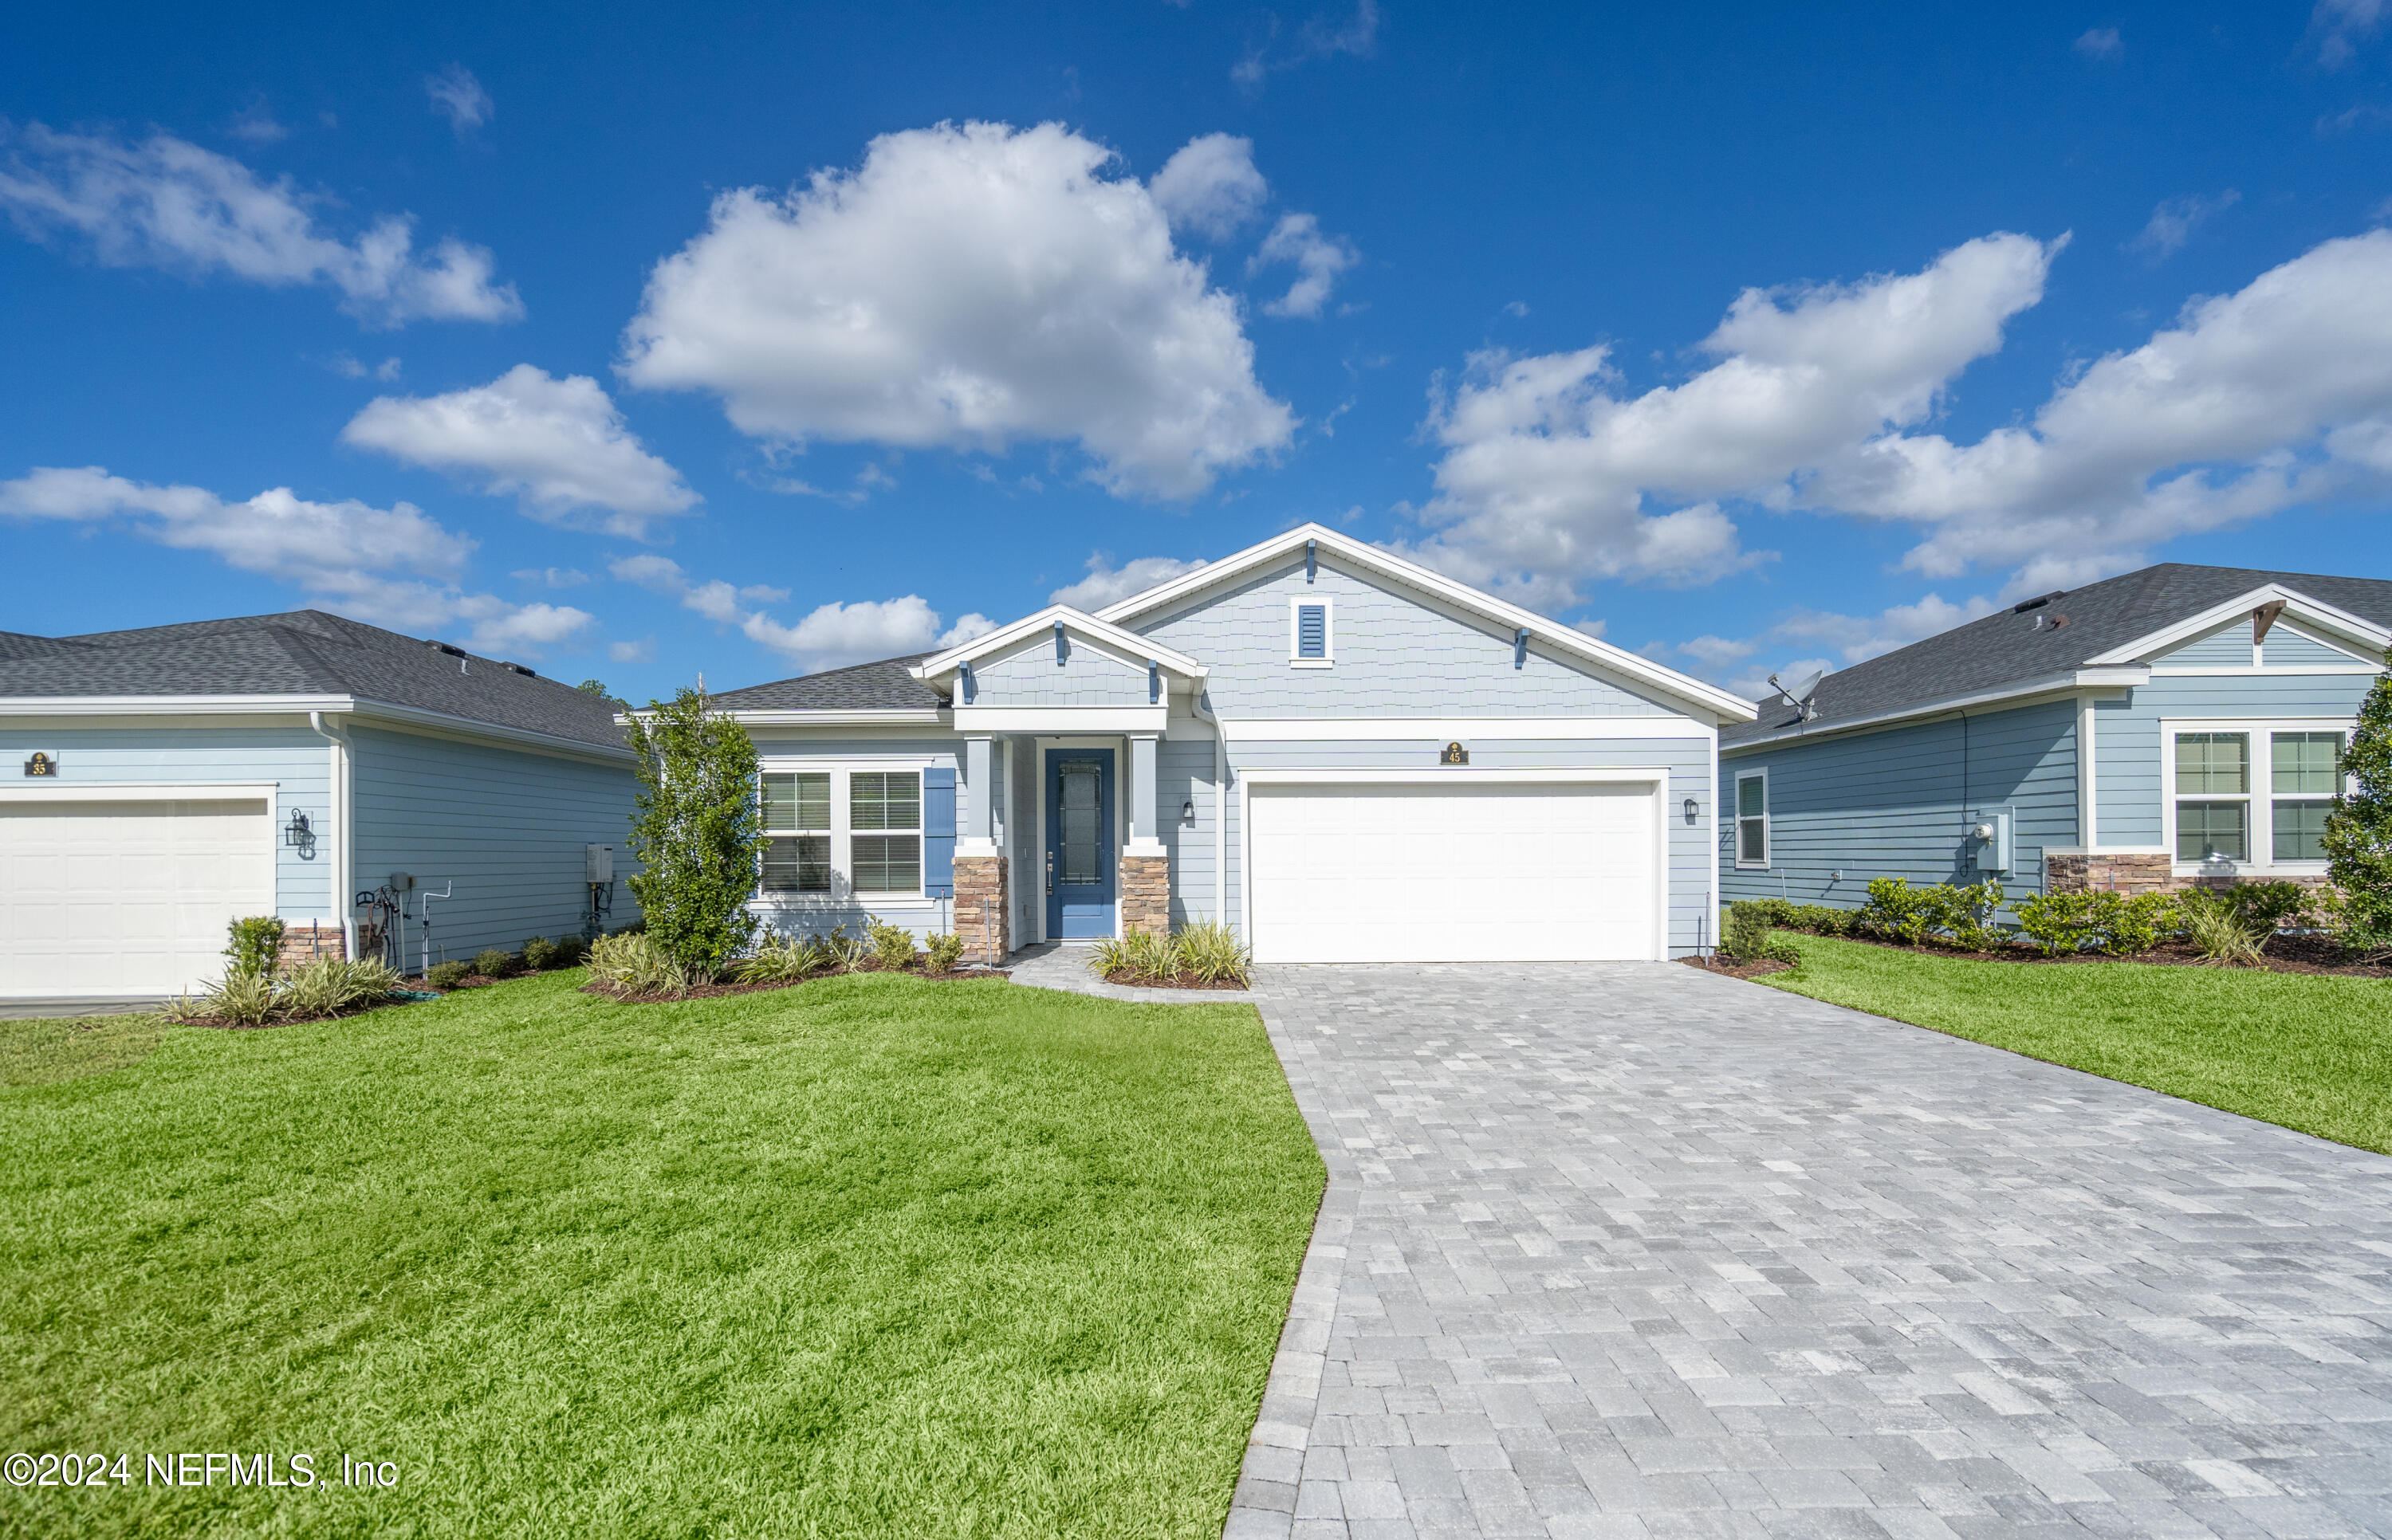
[1297,603,1328,658]
[923,767,956,897]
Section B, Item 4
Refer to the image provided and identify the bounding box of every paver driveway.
[1226,962,2392,1540]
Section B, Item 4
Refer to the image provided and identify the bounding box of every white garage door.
[1248,780,1659,964]
[0,799,274,997]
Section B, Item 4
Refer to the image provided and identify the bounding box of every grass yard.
[0,972,1324,1538]
[1764,932,2392,1154]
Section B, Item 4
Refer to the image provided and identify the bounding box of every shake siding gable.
[970,631,1148,706]
[1718,697,2079,911]
[1135,559,1678,717]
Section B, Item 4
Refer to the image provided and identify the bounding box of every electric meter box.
[584,845,614,883]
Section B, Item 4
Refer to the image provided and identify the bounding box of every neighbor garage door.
[0,798,274,997]
[1246,780,1659,964]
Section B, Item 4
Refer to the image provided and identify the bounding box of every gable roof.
[1722,563,2392,750]
[908,605,1208,685]
[708,653,942,713]
[0,610,630,751]
[1095,523,1757,721]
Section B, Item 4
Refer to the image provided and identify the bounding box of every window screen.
[1295,603,1328,659]
[850,771,922,893]
[761,772,831,893]
[1736,775,1768,866]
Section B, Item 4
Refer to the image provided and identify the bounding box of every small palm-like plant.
[588,931,694,997]
[822,925,870,972]
[2181,892,2267,966]
[738,933,828,984]
[1172,921,1252,985]
[278,957,403,1019]
[169,968,280,1026]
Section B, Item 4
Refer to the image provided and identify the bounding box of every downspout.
[1190,688,1228,932]
[309,711,354,958]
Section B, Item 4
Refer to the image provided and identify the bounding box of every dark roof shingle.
[1,611,628,750]
[709,654,942,712]
[1723,563,2392,748]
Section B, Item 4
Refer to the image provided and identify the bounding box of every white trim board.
[2084,583,2392,666]
[953,705,1167,733]
[1724,667,2146,751]
[0,781,279,803]
[1236,766,1673,963]
[911,604,1207,684]
[1219,716,1713,741]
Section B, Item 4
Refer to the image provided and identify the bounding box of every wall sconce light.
[285,809,316,854]
[1682,797,1700,823]
[1181,798,1196,824]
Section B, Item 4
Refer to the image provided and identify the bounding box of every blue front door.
[1045,749,1116,939]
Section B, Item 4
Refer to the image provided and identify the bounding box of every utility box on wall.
[1969,809,2013,874]
[584,844,614,884]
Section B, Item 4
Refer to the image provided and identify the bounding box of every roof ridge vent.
[2012,591,2066,615]
[426,639,467,657]
[504,662,537,678]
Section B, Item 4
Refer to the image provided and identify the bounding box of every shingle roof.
[1722,563,2392,748]
[710,654,942,712]
[0,611,628,750]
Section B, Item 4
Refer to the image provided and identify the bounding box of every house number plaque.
[1439,742,1469,765]
[22,752,56,777]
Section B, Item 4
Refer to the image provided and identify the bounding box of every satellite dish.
[1767,667,1827,720]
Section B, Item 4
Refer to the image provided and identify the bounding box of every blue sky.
[6,2,2392,701]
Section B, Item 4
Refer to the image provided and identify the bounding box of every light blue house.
[0,611,639,1001]
[1718,565,2392,909]
[711,524,1757,963]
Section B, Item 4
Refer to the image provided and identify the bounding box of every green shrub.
[586,931,693,997]
[864,918,919,971]
[521,936,563,971]
[224,916,285,978]
[168,968,280,1026]
[923,933,967,975]
[1174,921,1252,985]
[624,686,766,976]
[425,960,471,990]
[1722,902,1773,961]
[2012,890,2176,957]
[1862,878,1936,946]
[279,957,403,1019]
[552,934,588,967]
[472,948,518,980]
[2181,890,2266,966]
[2324,670,2392,951]
[738,933,828,984]
[821,925,869,972]
[2218,881,2310,935]
[1089,930,1186,983]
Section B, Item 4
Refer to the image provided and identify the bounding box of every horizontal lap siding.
[0,722,332,917]
[1222,737,1713,955]
[2264,626,2370,667]
[2095,673,2380,847]
[1720,698,2078,912]
[1158,733,1219,928]
[1138,557,1674,716]
[348,726,642,963]
[2157,623,2252,668]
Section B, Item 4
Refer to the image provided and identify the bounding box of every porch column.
[955,735,1008,963]
[1121,733,1170,936]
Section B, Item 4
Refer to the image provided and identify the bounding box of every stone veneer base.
[1119,854,1170,937]
[954,855,1009,966]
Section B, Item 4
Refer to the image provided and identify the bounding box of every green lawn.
[1763,932,2392,1154]
[0,972,1324,1538]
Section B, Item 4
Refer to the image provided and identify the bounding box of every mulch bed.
[584,963,1012,1006]
[1770,929,2392,978]
[1679,955,1796,981]
[1088,972,1251,992]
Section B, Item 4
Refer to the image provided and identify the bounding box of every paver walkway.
[1226,962,2392,1539]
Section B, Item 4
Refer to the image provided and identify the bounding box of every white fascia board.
[0,693,356,717]
[344,701,634,763]
[0,780,280,803]
[1221,716,1712,741]
[1092,522,1757,723]
[910,606,1207,682]
[2083,584,2392,666]
[1239,766,1670,785]
[718,709,948,727]
[1722,668,2146,752]
[951,705,1168,733]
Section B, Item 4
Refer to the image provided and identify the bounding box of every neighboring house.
[709,524,1756,964]
[1718,564,2392,910]
[0,611,639,1001]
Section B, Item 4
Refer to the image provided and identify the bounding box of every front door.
[1045,749,1116,939]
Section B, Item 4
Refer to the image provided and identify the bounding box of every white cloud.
[2315,0,2386,67]
[0,465,589,655]
[0,124,521,326]
[341,365,697,538]
[2074,26,2123,59]
[1048,552,1209,609]
[610,553,993,672]
[608,637,655,664]
[618,120,1295,500]
[1234,0,1380,88]
[1253,211,1359,318]
[2130,191,2239,259]
[513,567,589,587]
[1816,229,2392,591]
[1149,133,1269,240]
[327,352,403,381]
[1407,232,2060,605]
[226,97,288,144]
[425,65,493,135]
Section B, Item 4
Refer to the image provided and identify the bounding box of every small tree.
[624,686,767,976]
[2324,671,2392,951]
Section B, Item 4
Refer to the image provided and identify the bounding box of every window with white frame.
[761,771,831,892]
[848,770,923,894]
[1735,770,1769,868]
[2170,726,2345,867]
[1288,597,1333,666]
[757,766,927,898]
